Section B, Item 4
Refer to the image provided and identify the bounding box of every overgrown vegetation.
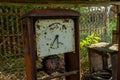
[80,6,117,73]
[80,34,101,71]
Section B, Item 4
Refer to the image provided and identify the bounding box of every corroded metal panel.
[35,19,75,57]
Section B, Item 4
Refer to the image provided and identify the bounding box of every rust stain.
[49,23,60,31]
[72,28,74,31]
[36,24,41,30]
[63,19,69,23]
[44,32,47,35]
[46,43,49,46]
[49,27,56,31]
[36,33,40,38]
[43,27,45,29]
[62,25,67,30]
[44,36,46,38]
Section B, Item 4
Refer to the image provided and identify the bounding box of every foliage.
[100,14,117,43]
[108,15,117,39]
[80,33,101,70]
[80,33,101,48]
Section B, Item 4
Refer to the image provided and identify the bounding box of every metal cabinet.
[87,42,118,80]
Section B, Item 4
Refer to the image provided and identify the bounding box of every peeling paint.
[35,19,75,57]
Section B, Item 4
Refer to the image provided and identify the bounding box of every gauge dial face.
[35,19,75,57]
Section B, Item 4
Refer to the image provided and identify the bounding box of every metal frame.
[118,13,120,80]
[22,9,80,80]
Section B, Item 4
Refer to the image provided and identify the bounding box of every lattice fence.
[0,6,25,80]
[0,5,117,80]
[80,6,117,42]
[80,7,107,40]
[0,6,23,56]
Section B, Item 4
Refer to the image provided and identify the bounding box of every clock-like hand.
[50,35,59,49]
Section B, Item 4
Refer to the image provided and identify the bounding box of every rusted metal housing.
[21,9,80,80]
[87,42,118,80]
[112,30,119,44]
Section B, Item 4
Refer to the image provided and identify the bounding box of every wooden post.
[23,18,37,80]
[118,5,120,80]
[65,18,80,80]
[105,6,109,34]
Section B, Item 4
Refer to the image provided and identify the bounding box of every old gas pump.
[21,9,80,80]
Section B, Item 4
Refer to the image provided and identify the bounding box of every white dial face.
[35,19,75,57]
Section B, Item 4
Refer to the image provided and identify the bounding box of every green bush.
[80,33,101,70]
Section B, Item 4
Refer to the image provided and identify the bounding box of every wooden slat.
[0,0,112,3]
[15,8,21,54]
[1,8,7,54]
[20,7,24,54]
[0,8,2,53]
[0,34,22,37]
[5,8,11,53]
[0,7,24,55]
[41,70,79,80]
[11,8,16,54]
[0,0,119,5]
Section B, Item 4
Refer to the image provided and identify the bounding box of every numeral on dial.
[50,35,60,49]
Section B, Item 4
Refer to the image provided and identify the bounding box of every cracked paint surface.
[35,19,75,57]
